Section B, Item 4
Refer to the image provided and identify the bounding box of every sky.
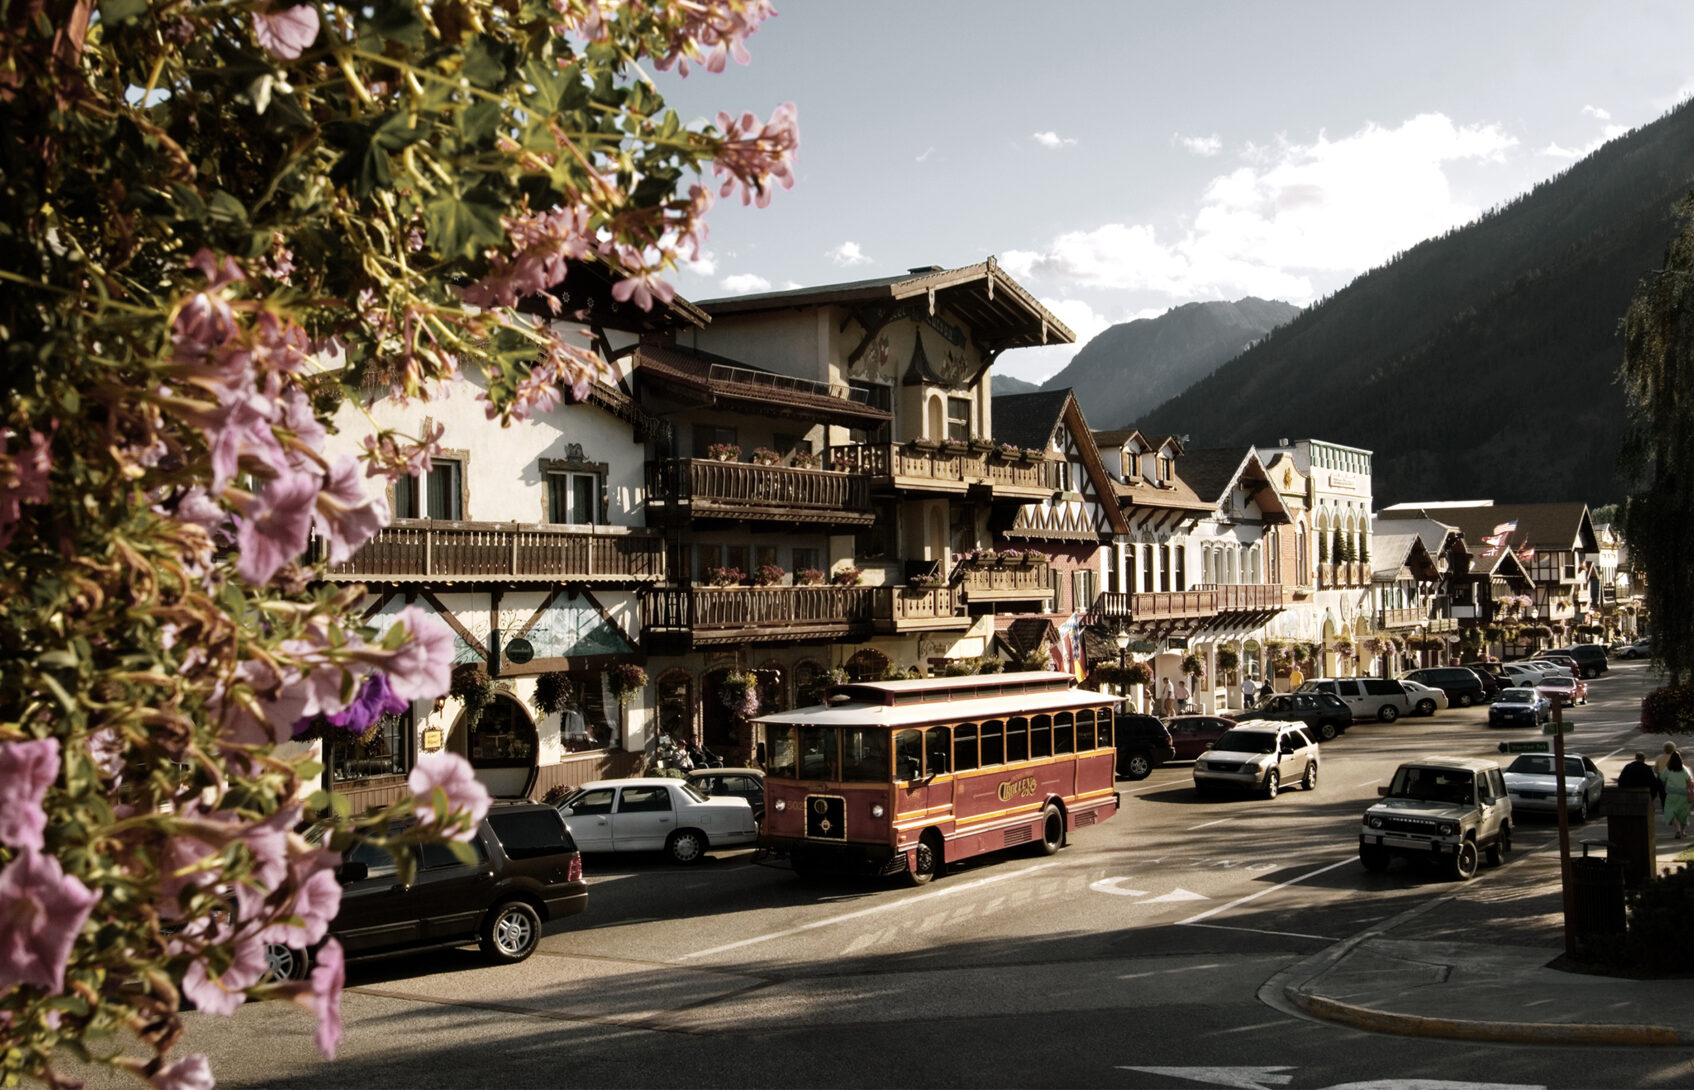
[653,1,1694,384]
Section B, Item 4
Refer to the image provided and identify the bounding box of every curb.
[1284,988,1689,1046]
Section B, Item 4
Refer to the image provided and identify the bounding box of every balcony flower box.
[752,562,787,586]
[704,565,745,587]
[750,447,782,466]
[707,443,740,462]
[907,438,942,454]
[941,439,971,455]
[906,573,946,590]
[831,566,863,587]
[967,435,995,452]
[796,567,826,586]
[790,451,822,469]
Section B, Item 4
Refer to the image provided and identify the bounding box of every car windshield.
[1506,754,1585,777]
[1214,730,1278,754]
[1388,765,1477,805]
[1500,688,1537,702]
[1539,677,1573,688]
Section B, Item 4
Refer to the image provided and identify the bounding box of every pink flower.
[0,847,99,995]
[86,728,125,781]
[609,266,677,312]
[460,206,595,310]
[653,0,775,76]
[252,2,320,60]
[314,455,391,564]
[408,751,491,840]
[179,926,267,1016]
[711,102,798,208]
[0,738,58,852]
[150,1054,214,1090]
[309,938,345,1059]
[354,606,454,701]
[236,465,321,585]
[0,424,55,549]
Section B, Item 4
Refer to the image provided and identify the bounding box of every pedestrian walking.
[1159,676,1176,717]
[1175,676,1191,714]
[1618,751,1664,804]
[1655,741,1679,775]
[1661,752,1691,838]
[1240,675,1257,711]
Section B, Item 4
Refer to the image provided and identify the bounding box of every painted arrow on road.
[1088,877,1209,903]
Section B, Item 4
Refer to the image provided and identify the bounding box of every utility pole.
[1552,695,1576,958]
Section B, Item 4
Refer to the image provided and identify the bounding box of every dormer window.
[1157,453,1173,483]
[1123,447,1140,481]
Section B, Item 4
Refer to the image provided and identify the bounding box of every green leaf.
[295,761,324,781]
[423,191,506,259]
[101,0,149,25]
[447,840,477,865]
[209,190,248,227]
[459,100,503,144]
[462,35,512,90]
[370,0,425,46]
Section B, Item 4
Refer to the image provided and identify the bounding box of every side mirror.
[1377,785,1389,797]
[558,805,574,816]
[335,860,369,884]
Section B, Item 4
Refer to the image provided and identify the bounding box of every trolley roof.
[754,671,1116,729]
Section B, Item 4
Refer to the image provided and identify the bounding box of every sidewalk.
[1264,821,1694,1045]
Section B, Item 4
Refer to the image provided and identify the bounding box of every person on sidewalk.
[1159,676,1177,717]
[1240,675,1257,711]
[1174,676,1191,714]
[1655,742,1680,813]
[1659,751,1691,838]
[1618,751,1664,805]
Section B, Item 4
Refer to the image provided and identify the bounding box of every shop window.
[466,694,536,768]
[657,671,693,740]
[330,707,414,782]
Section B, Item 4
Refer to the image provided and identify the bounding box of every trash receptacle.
[1570,851,1627,938]
[1605,787,1657,888]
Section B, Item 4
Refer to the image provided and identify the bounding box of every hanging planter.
[451,663,495,730]
[608,663,648,707]
[719,670,760,719]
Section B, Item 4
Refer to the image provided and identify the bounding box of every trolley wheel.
[1037,804,1065,855]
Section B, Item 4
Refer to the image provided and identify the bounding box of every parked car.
[558,778,759,864]
[1399,679,1449,717]
[1250,691,1352,740]
[686,767,766,824]
[1400,666,1487,708]
[1472,668,1502,703]
[1555,643,1610,678]
[1500,662,1553,687]
[1616,638,1652,660]
[1538,651,1583,678]
[1359,756,1512,880]
[1488,686,1551,727]
[1523,657,1577,680]
[268,800,589,977]
[1115,711,1177,780]
[1192,722,1319,799]
[1501,752,1605,823]
[1296,677,1413,723]
[1535,674,1588,707]
[1163,713,1237,761]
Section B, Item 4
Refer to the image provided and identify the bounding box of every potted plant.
[750,446,782,466]
[707,442,740,462]
[796,567,826,586]
[704,565,745,587]
[790,450,822,469]
[907,572,946,590]
[967,434,994,452]
[753,562,787,586]
[828,451,854,472]
[831,565,863,587]
[608,663,648,707]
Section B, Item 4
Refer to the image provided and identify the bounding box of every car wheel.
[1316,721,1338,742]
[479,900,542,965]
[1417,699,1437,716]
[905,831,944,886]
[263,943,310,982]
[1378,704,1399,723]
[1301,762,1318,791]
[1487,823,1511,866]
[1121,751,1152,781]
[1263,768,1280,799]
[1574,797,1589,824]
[1359,844,1389,872]
[1456,692,1474,708]
[1449,840,1479,881]
[667,829,707,865]
[1037,805,1065,855]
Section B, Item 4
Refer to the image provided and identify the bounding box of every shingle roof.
[1380,502,1593,554]
[1174,447,1255,505]
[993,390,1072,451]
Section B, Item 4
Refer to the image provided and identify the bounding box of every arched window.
[465,693,536,769]
[794,659,831,708]
[656,670,693,742]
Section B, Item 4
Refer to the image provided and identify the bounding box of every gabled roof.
[1177,446,1291,524]
[1380,502,1595,557]
[1370,533,1439,583]
[1091,427,1145,449]
[997,389,1128,537]
[631,344,892,427]
[994,390,1073,451]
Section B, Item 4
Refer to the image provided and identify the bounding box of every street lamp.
[1115,629,1130,670]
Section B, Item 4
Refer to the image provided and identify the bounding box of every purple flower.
[407,751,491,840]
[252,2,320,60]
[258,849,342,949]
[310,938,345,1059]
[180,925,268,1016]
[356,607,455,702]
[236,465,320,585]
[0,424,54,549]
[0,847,99,995]
[314,454,391,564]
[0,739,58,851]
[327,672,409,733]
[151,1054,214,1090]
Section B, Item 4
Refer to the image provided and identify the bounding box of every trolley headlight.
[773,798,787,812]
[870,804,885,818]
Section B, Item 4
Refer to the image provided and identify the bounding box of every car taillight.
[568,855,583,882]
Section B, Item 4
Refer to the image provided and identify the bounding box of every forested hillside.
[1138,99,1694,507]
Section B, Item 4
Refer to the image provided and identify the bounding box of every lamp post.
[1115,629,1131,710]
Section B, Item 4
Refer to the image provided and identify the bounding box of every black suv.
[1401,666,1488,708]
[269,800,589,978]
[1555,644,1609,679]
[1249,691,1352,741]
[1115,711,1176,780]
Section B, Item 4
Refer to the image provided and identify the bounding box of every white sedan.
[558,777,759,864]
[1399,678,1449,717]
[1501,753,1606,823]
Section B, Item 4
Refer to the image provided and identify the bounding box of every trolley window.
[1030,714,1052,759]
[1053,711,1075,755]
[1006,716,1029,763]
[954,722,979,772]
[980,719,1005,766]
[841,727,889,782]
[926,726,950,775]
[894,729,923,781]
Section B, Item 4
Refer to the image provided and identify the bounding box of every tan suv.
[1359,756,1512,880]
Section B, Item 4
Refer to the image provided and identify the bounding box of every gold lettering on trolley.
[997,776,1039,802]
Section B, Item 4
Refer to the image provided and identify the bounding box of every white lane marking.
[1090,877,1149,896]
[1142,887,1209,904]
[1181,920,1334,942]
[1356,778,1382,788]
[1118,1067,1293,1089]
[1177,858,1352,925]
[1188,817,1230,830]
[678,860,1066,960]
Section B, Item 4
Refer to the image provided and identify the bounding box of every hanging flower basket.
[608,664,648,706]
[719,670,761,718]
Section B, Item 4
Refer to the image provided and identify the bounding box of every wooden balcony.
[831,443,1051,500]
[961,565,1053,602]
[313,520,666,584]
[873,586,968,632]
[642,585,878,646]
[1380,606,1424,628]
[646,458,874,527]
[1090,583,1289,621]
[1318,561,1369,588]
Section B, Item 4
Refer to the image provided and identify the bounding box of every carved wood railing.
[647,458,872,521]
[314,520,665,582]
[830,443,1049,492]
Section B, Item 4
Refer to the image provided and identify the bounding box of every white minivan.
[1296,677,1414,723]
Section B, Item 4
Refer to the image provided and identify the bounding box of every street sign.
[1541,719,1574,735]
[503,636,534,665]
[1498,740,1550,753]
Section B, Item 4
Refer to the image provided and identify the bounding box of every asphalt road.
[68,660,1694,1090]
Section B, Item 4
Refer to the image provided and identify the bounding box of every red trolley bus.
[754,671,1119,883]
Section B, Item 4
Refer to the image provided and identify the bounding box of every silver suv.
[1359,756,1512,880]
[1193,721,1319,799]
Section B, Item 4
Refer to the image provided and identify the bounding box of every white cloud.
[1582,104,1612,120]
[993,298,1165,385]
[828,241,872,267]
[718,273,772,294]
[1006,113,1517,304]
[682,250,718,277]
[1032,131,1078,149]
[1175,132,1223,157]
[916,146,936,162]
[1538,141,1582,160]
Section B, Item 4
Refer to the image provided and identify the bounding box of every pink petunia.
[314,455,391,564]
[0,738,58,852]
[356,606,455,702]
[149,1053,214,1090]
[252,2,320,60]
[258,848,342,949]
[407,751,491,840]
[236,465,321,586]
[310,938,345,1059]
[178,926,268,1017]
[0,848,99,995]
[0,424,55,549]
[710,102,798,208]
